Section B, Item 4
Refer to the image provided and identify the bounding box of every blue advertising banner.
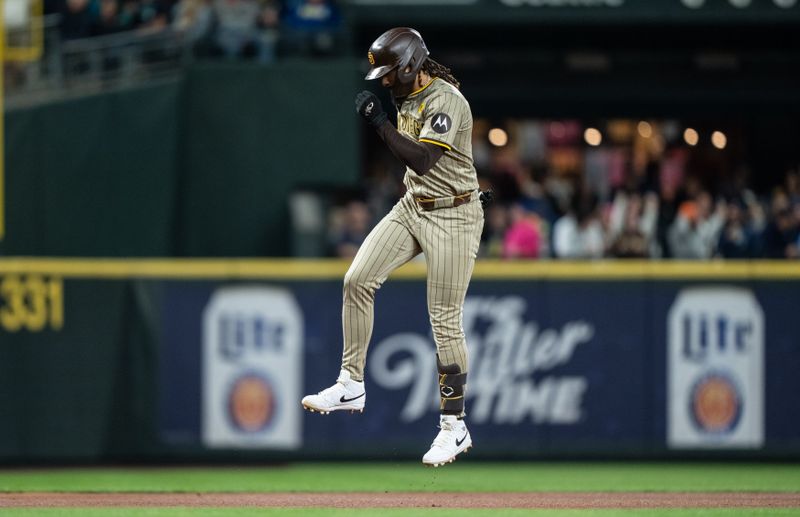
[2,259,799,460]
[155,273,800,458]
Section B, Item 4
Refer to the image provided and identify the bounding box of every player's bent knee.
[343,271,380,299]
[431,323,464,342]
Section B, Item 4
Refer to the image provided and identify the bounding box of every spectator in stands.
[763,187,800,259]
[654,179,681,258]
[717,198,760,258]
[552,190,605,259]
[518,165,558,227]
[119,0,143,30]
[91,0,124,35]
[355,118,798,261]
[607,191,659,258]
[762,205,800,259]
[211,0,261,58]
[88,0,129,73]
[138,0,174,32]
[255,0,282,63]
[543,172,576,221]
[503,204,543,259]
[667,190,726,259]
[173,0,215,53]
[60,0,95,40]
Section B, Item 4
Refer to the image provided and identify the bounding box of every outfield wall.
[0,259,798,461]
[1,61,360,257]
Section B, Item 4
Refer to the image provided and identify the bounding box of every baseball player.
[302,27,488,467]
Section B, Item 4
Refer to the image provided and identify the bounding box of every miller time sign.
[667,287,764,449]
[369,295,594,425]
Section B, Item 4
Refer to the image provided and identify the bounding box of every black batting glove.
[355,90,388,129]
[479,189,495,208]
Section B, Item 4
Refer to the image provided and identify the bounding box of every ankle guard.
[437,356,467,416]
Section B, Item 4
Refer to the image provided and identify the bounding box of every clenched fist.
[355,90,388,129]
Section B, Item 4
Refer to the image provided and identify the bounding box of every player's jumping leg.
[422,357,472,466]
[419,200,483,465]
[302,214,421,414]
[340,217,421,380]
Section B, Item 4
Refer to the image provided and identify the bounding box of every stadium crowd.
[52,0,342,61]
[330,119,800,260]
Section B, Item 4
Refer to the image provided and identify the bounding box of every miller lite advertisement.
[202,286,303,449]
[156,275,800,458]
[667,287,765,449]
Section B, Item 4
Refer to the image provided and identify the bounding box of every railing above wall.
[4,15,185,109]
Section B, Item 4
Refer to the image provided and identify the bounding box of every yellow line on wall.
[0,258,799,280]
[0,258,352,279]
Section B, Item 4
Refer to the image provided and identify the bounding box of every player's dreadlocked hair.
[422,58,460,89]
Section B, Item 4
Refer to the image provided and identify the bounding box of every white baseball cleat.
[301,369,366,415]
[422,414,472,467]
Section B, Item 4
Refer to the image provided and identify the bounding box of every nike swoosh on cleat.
[339,393,365,403]
[455,432,468,447]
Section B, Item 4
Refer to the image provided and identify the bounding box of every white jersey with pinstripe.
[340,76,483,383]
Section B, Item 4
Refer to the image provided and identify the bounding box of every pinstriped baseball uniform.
[342,77,483,381]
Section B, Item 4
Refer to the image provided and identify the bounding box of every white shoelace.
[431,421,456,448]
[319,378,357,397]
[317,383,342,397]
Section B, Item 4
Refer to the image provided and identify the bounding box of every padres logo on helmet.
[368,51,375,65]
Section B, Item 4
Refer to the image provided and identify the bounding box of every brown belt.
[415,191,473,211]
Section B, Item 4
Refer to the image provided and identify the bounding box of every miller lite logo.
[202,286,303,449]
[667,287,764,449]
[368,51,375,65]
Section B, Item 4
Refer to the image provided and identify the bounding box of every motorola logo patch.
[431,113,452,134]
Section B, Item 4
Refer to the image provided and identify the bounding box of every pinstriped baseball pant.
[341,193,484,382]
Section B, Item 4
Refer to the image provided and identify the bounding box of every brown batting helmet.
[365,27,430,84]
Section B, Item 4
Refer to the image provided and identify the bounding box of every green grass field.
[1,463,799,492]
[1,463,798,517]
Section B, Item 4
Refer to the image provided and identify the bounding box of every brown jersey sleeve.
[376,121,445,175]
